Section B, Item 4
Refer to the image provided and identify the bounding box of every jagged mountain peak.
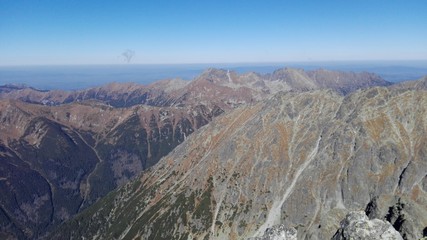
[270,67,318,90]
[201,67,230,75]
[196,68,238,84]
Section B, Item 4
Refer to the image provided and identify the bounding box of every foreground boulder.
[248,225,297,240]
[333,211,402,240]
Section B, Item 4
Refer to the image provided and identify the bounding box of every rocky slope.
[0,68,391,107]
[51,86,427,239]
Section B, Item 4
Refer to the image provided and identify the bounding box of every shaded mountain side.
[0,99,223,239]
[50,87,427,240]
[0,117,98,239]
[0,67,391,107]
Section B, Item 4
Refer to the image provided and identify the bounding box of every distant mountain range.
[1,62,426,90]
[0,68,390,107]
[0,67,424,239]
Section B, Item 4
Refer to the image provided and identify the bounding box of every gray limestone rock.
[249,225,297,240]
[332,211,403,240]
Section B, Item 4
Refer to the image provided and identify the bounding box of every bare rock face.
[365,196,427,239]
[332,211,402,240]
[248,225,297,240]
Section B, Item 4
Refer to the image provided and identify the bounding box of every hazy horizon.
[2,59,427,67]
[2,61,427,90]
[2,1,427,89]
[1,1,426,65]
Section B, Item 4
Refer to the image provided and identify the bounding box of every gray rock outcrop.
[249,225,297,240]
[333,211,403,240]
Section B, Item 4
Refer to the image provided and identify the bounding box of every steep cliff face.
[0,100,220,239]
[51,87,427,240]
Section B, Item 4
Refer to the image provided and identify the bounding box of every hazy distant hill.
[0,67,391,107]
[393,75,427,90]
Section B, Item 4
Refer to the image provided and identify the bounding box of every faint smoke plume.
[122,49,135,63]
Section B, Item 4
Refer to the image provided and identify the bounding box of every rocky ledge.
[248,225,297,240]
[333,211,403,240]
[250,211,403,240]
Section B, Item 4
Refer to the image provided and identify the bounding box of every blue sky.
[1,0,426,65]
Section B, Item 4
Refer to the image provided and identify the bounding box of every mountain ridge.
[49,84,427,239]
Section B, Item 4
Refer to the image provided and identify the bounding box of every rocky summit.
[50,84,427,239]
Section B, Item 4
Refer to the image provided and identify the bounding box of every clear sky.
[1,0,426,65]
